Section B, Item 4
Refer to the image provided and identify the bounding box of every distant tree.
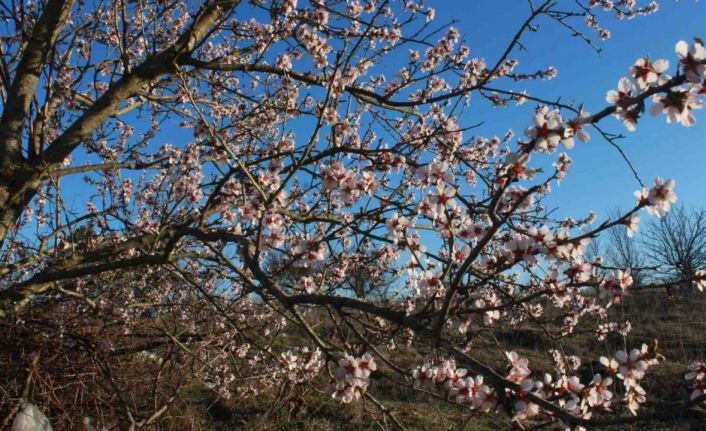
[605,209,649,285]
[642,204,706,291]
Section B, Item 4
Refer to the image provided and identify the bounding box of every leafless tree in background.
[642,205,706,292]
[605,209,649,286]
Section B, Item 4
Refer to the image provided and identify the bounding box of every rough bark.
[0,0,241,246]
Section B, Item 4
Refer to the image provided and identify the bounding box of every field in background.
[181,289,706,430]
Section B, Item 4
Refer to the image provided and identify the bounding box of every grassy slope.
[184,289,706,430]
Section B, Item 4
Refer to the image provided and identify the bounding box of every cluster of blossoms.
[503,352,544,421]
[417,184,459,224]
[189,313,300,400]
[296,22,332,68]
[598,269,633,305]
[414,270,445,296]
[289,235,329,267]
[332,353,377,403]
[634,177,677,219]
[599,344,662,415]
[503,346,663,423]
[595,321,633,341]
[320,162,378,205]
[278,347,326,384]
[385,212,411,241]
[524,107,577,153]
[607,40,706,129]
[582,2,660,40]
[420,27,461,72]
[415,160,455,186]
[473,291,502,325]
[412,360,497,412]
[685,361,706,402]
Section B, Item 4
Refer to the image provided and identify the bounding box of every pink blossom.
[629,57,669,90]
[625,213,640,237]
[586,374,613,407]
[606,77,635,105]
[650,89,703,127]
[506,351,531,383]
[694,270,706,292]
[676,40,706,82]
[565,110,592,143]
[646,177,677,218]
[524,107,568,152]
[685,361,706,401]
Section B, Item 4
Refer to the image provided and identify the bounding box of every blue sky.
[54,1,706,231]
[431,0,706,221]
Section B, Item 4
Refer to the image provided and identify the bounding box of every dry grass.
[183,289,706,430]
[3,289,705,430]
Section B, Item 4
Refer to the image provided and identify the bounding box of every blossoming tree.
[1,0,705,429]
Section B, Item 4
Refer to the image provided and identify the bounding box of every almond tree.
[1,0,706,429]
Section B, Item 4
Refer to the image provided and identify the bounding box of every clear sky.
[432,0,706,221]
[54,1,706,229]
